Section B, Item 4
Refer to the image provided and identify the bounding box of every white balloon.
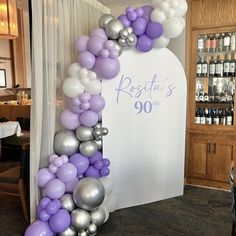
[174,0,188,16]
[169,0,179,8]
[88,71,97,80]
[178,16,186,28]
[163,17,184,38]
[63,77,84,97]
[152,0,163,8]
[85,79,102,95]
[159,1,170,11]
[79,68,88,78]
[154,35,170,48]
[106,193,118,213]
[165,8,175,18]
[68,63,81,77]
[151,9,167,23]
[80,77,90,86]
[99,177,113,196]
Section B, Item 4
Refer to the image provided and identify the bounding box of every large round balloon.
[73,177,105,210]
[60,109,80,130]
[56,163,77,183]
[37,168,55,187]
[63,78,84,98]
[44,178,66,199]
[69,153,90,174]
[90,207,106,226]
[24,220,53,236]
[71,209,91,231]
[58,227,77,236]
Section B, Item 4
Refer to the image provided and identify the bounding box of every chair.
[0,142,30,223]
[229,161,236,236]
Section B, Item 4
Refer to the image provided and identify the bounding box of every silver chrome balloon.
[58,227,77,236]
[54,130,79,156]
[99,14,114,29]
[94,123,102,129]
[127,27,133,34]
[71,209,91,231]
[112,40,123,57]
[105,19,124,39]
[93,126,109,141]
[76,126,94,141]
[60,194,76,212]
[126,34,137,47]
[78,230,88,236]
[90,207,106,226]
[73,177,105,211]
[79,141,97,157]
[87,223,97,234]
[94,139,102,150]
[120,29,129,39]
[118,38,127,47]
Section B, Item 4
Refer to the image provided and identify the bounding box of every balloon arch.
[25,1,187,235]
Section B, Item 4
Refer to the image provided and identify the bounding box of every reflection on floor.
[0,186,231,235]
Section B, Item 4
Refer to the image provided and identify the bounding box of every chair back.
[19,143,30,183]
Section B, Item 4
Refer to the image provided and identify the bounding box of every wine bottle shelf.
[196,102,233,108]
[196,76,236,79]
[198,50,236,56]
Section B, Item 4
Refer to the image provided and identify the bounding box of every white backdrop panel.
[102,48,187,209]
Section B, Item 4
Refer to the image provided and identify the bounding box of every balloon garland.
[25,1,187,235]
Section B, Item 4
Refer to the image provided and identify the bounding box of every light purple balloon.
[75,35,89,53]
[44,178,66,199]
[89,95,105,112]
[104,40,116,51]
[56,163,77,183]
[94,160,103,170]
[85,166,100,178]
[38,168,55,187]
[49,209,71,233]
[48,164,58,174]
[146,22,163,39]
[118,14,131,27]
[39,210,50,222]
[99,49,110,58]
[102,158,110,167]
[69,153,90,174]
[90,28,108,40]
[94,57,120,80]
[79,92,91,102]
[39,197,51,209]
[135,7,144,17]
[87,36,106,56]
[24,220,53,236]
[110,50,119,59]
[60,109,81,130]
[70,96,81,106]
[36,206,42,218]
[65,178,79,193]
[68,103,82,114]
[80,110,99,127]
[100,167,110,177]
[127,11,137,21]
[78,51,96,69]
[136,34,154,52]
[131,17,148,36]
[90,151,103,164]
[80,102,90,110]
[126,6,134,13]
[53,156,64,167]
[46,199,62,215]
[142,5,153,21]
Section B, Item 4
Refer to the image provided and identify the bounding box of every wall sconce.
[0,0,18,39]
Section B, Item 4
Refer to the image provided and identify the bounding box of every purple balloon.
[99,49,110,58]
[37,168,55,187]
[87,36,106,56]
[48,164,58,174]
[68,103,82,114]
[90,28,108,40]
[65,178,79,193]
[80,110,98,127]
[102,158,110,167]
[39,197,51,209]
[78,51,96,69]
[69,153,90,174]
[94,57,120,80]
[46,199,62,215]
[36,206,42,218]
[24,221,53,236]
[80,102,90,110]
[90,151,103,164]
[142,5,153,21]
[136,34,154,52]
[126,6,134,13]
[94,160,104,170]
[60,109,80,130]
[118,14,131,27]
[44,178,66,199]
[49,209,71,233]
[79,92,91,102]
[127,11,137,21]
[70,96,81,106]
[146,22,163,39]
[131,17,148,36]
[39,210,50,222]
[89,95,105,112]
[56,163,77,183]
[75,35,89,53]
[85,166,100,178]
[110,49,118,59]
[100,167,110,177]
[135,7,144,17]
[53,156,64,167]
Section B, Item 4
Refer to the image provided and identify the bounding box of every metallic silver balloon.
[58,227,77,236]
[60,194,76,212]
[127,27,133,34]
[54,130,79,156]
[79,141,97,157]
[76,126,93,141]
[87,223,97,234]
[78,230,88,236]
[90,207,106,226]
[99,14,114,29]
[93,129,102,140]
[105,19,124,39]
[120,29,129,39]
[126,34,137,47]
[94,123,102,129]
[112,40,123,56]
[118,38,127,47]
[94,139,102,150]
[71,209,91,231]
[73,177,105,211]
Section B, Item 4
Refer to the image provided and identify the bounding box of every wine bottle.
[196,57,202,77]
[230,53,236,77]
[195,108,201,124]
[197,35,205,52]
[204,93,209,103]
[205,108,212,124]
[198,91,204,102]
[214,92,221,103]
[209,55,216,77]
[205,35,211,52]
[231,32,236,51]
[210,34,217,52]
[220,92,226,103]
[223,53,230,77]
[202,56,208,77]
[215,55,223,77]
[218,33,224,51]
[223,32,231,51]
[200,108,206,124]
[213,108,220,125]
[219,109,226,125]
[226,107,233,125]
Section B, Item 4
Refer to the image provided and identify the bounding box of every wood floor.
[0,186,232,235]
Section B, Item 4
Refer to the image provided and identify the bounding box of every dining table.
[0,121,22,139]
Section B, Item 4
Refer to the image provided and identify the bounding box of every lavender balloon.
[87,36,106,56]
[142,5,153,21]
[131,17,148,36]
[90,28,108,40]
[60,109,80,130]
[39,210,50,222]
[80,110,98,127]
[45,199,61,215]
[94,160,103,170]
[90,151,103,164]
[78,51,96,69]
[69,153,90,174]
[79,92,91,102]
[100,167,110,177]
[85,166,100,178]
[39,197,51,209]
[75,35,89,53]
[146,22,163,39]
[24,221,53,236]
[118,14,131,27]
[89,95,105,112]
[56,163,77,183]
[65,178,79,193]
[136,34,154,52]
[94,57,120,80]
[44,178,66,199]
[37,168,55,187]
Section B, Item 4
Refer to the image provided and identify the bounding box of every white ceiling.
[99,0,151,8]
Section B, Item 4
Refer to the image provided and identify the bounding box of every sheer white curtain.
[30,0,110,221]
